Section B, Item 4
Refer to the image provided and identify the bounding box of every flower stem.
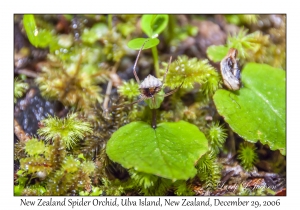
[151,46,160,77]
[152,109,157,129]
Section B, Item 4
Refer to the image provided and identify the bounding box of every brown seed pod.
[220,48,241,91]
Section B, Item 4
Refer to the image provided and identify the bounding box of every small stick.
[102,61,120,112]
[14,118,31,142]
[162,56,172,84]
[133,39,149,84]
[16,69,38,78]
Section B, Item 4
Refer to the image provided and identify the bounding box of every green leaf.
[141,15,169,38]
[14,185,24,196]
[127,38,159,50]
[23,14,52,48]
[213,63,286,155]
[106,121,208,180]
[206,45,229,62]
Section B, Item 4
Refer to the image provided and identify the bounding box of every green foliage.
[173,180,195,196]
[98,178,125,196]
[107,121,208,180]
[127,15,169,77]
[117,79,140,99]
[237,142,258,171]
[162,56,220,97]
[127,38,160,50]
[36,53,105,110]
[225,15,259,25]
[145,91,164,109]
[37,113,92,149]
[18,138,96,196]
[14,14,285,196]
[25,138,46,156]
[79,186,102,196]
[81,23,108,45]
[14,77,29,103]
[196,151,221,190]
[141,15,169,38]
[228,184,275,196]
[206,45,229,63]
[207,29,269,62]
[129,169,172,196]
[23,14,53,48]
[102,30,128,62]
[207,122,227,154]
[213,63,286,155]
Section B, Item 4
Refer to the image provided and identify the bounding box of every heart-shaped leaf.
[106,121,208,180]
[127,38,159,50]
[213,63,286,155]
[141,14,169,38]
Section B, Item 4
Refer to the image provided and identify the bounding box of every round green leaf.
[206,45,229,62]
[127,38,159,50]
[141,14,169,38]
[213,63,286,155]
[106,121,208,180]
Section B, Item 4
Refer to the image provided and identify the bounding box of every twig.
[16,69,38,78]
[14,118,31,142]
[103,62,120,111]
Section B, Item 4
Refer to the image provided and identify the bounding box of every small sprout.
[237,142,258,171]
[14,77,29,103]
[208,122,227,154]
[141,15,169,38]
[37,113,92,149]
[117,79,140,99]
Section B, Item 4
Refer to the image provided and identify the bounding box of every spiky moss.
[37,113,92,149]
[173,180,195,196]
[35,53,104,110]
[196,151,221,191]
[237,142,258,171]
[129,169,173,196]
[102,30,127,62]
[14,77,29,103]
[161,56,220,97]
[117,79,140,100]
[18,137,96,196]
[208,122,227,154]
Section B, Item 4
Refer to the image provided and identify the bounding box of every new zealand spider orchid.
[104,40,183,127]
